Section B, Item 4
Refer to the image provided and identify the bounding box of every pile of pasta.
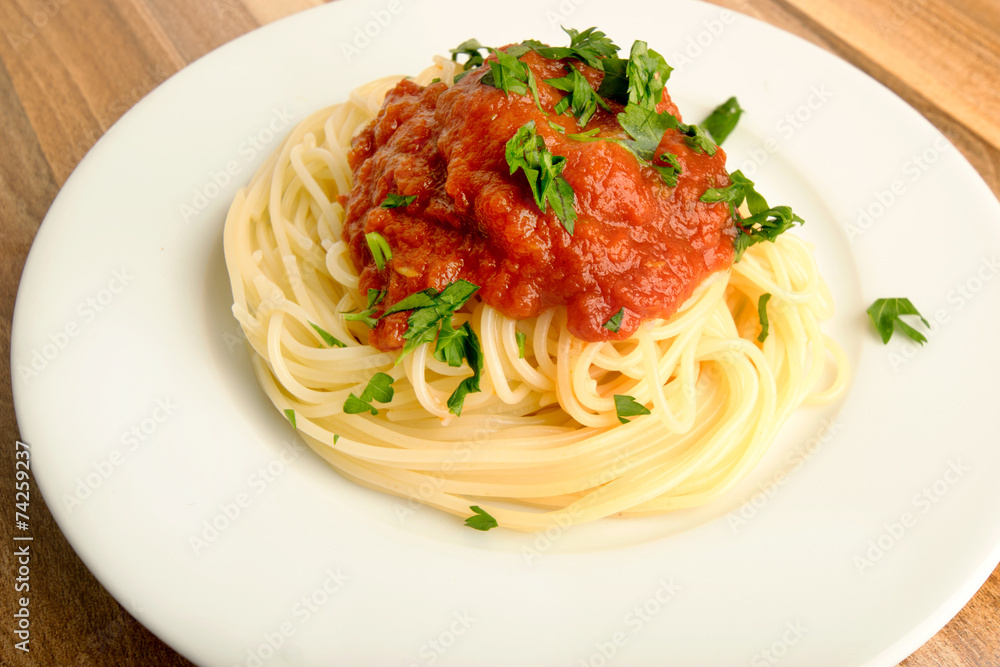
[223,57,847,532]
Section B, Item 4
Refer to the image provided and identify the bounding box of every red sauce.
[341,49,735,350]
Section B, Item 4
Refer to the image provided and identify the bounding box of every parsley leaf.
[365,231,392,270]
[603,308,624,332]
[284,409,296,429]
[702,96,743,145]
[382,279,483,416]
[546,66,607,127]
[515,330,527,359]
[309,321,347,348]
[625,40,672,109]
[380,193,416,209]
[596,55,629,104]
[342,288,386,329]
[757,293,772,343]
[444,322,483,416]
[610,40,715,180]
[653,152,682,187]
[617,103,676,162]
[563,26,620,67]
[613,394,651,424]
[616,104,692,186]
[380,280,484,414]
[679,122,717,156]
[867,298,929,344]
[700,170,803,261]
[343,372,395,415]
[433,317,468,368]
[433,318,484,415]
[505,121,577,235]
[450,38,488,69]
[481,47,542,108]
[464,505,498,531]
[568,128,602,141]
[520,27,619,71]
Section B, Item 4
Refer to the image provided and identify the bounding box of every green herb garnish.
[546,66,607,127]
[482,46,541,108]
[613,394,651,424]
[380,193,416,209]
[680,123,717,156]
[624,40,672,109]
[604,308,625,333]
[464,505,498,531]
[653,152,682,187]
[342,288,386,329]
[700,170,803,261]
[284,409,296,429]
[757,293,772,343]
[567,128,602,142]
[702,96,743,144]
[365,232,392,270]
[505,121,577,234]
[309,322,347,348]
[522,27,620,71]
[343,372,395,415]
[381,280,483,415]
[515,330,527,359]
[450,38,488,68]
[867,298,929,344]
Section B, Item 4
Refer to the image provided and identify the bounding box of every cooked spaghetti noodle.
[223,55,848,532]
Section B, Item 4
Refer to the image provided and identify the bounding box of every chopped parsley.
[653,152,682,187]
[380,193,416,209]
[603,308,625,333]
[450,38,488,68]
[436,319,483,417]
[522,27,620,71]
[343,372,395,415]
[702,96,743,145]
[700,170,803,261]
[365,231,392,270]
[616,96,675,162]
[757,293,772,343]
[624,40,672,109]
[482,46,541,108]
[680,123,717,156]
[450,30,794,274]
[595,55,629,103]
[381,280,483,415]
[546,66,607,127]
[309,321,347,348]
[464,505,498,531]
[568,127,602,142]
[505,121,577,235]
[613,394,651,424]
[284,409,296,429]
[611,43,714,184]
[515,330,527,359]
[342,288,386,329]
[867,298,929,344]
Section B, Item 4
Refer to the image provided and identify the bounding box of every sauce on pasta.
[342,48,736,349]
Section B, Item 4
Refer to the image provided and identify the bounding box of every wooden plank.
[777,0,1000,153]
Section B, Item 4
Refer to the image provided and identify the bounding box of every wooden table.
[1,0,997,665]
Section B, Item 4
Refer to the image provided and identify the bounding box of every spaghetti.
[223,52,847,532]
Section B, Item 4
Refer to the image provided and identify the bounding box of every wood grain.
[1,1,997,665]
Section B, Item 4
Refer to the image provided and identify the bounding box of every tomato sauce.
[341,48,735,349]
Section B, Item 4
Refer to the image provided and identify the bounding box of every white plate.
[12,0,1000,665]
